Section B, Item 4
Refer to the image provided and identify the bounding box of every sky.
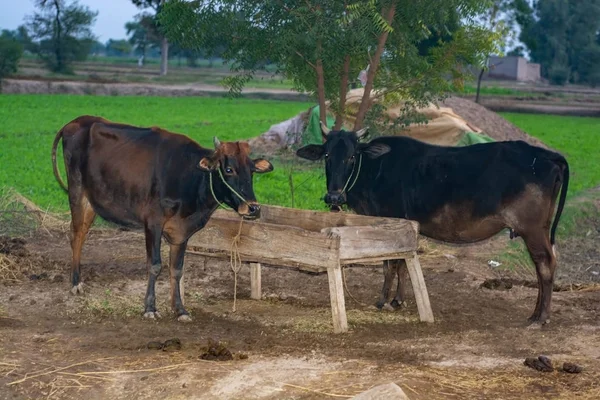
[0,0,141,42]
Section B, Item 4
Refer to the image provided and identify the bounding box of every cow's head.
[199,137,273,219]
[295,122,390,208]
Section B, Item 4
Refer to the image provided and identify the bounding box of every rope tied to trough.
[229,217,244,312]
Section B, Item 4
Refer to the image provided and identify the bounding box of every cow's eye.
[324,153,329,158]
[225,167,234,174]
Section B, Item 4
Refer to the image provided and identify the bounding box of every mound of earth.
[441,96,548,149]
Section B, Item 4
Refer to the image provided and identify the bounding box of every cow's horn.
[320,121,331,137]
[356,126,369,138]
[213,136,221,149]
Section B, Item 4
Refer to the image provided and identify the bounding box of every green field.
[1,95,599,226]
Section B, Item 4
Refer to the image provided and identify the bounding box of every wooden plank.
[406,253,434,323]
[187,217,339,272]
[322,223,418,261]
[250,262,262,300]
[327,264,348,333]
[259,205,420,233]
[340,251,415,266]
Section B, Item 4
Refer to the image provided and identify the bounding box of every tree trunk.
[160,37,169,76]
[334,55,351,130]
[353,5,396,131]
[53,0,63,72]
[475,67,485,104]
[315,57,327,135]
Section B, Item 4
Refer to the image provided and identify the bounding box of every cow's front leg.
[377,260,395,309]
[143,224,162,319]
[169,241,191,322]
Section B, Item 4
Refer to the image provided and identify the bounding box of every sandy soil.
[1,222,599,400]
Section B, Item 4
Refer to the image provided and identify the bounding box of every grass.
[0,94,321,213]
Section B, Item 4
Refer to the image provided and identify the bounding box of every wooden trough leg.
[250,262,262,300]
[405,253,434,323]
[327,264,348,333]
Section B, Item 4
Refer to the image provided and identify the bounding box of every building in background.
[482,56,541,82]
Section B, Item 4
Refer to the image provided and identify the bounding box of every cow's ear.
[253,158,274,173]
[296,144,325,161]
[359,142,390,159]
[198,157,216,171]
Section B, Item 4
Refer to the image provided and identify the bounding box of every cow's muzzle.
[324,191,347,207]
[238,202,261,220]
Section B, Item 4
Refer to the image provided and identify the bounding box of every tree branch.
[353,4,396,131]
[295,50,316,69]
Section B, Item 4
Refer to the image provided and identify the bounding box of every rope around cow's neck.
[209,165,250,211]
[340,153,363,195]
[207,167,246,313]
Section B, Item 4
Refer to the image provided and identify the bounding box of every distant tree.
[131,0,169,75]
[2,25,36,53]
[0,32,24,92]
[89,39,105,56]
[25,0,98,73]
[512,0,600,85]
[105,39,133,57]
[125,13,161,64]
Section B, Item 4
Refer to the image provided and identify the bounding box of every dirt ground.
[1,221,599,400]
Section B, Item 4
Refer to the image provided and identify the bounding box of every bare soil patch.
[1,221,600,399]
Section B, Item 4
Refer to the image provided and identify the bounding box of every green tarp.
[303,105,496,147]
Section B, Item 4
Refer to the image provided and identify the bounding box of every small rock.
[147,341,164,350]
[351,383,410,400]
[524,356,554,372]
[162,338,182,352]
[562,362,583,374]
[279,293,288,301]
[237,353,249,360]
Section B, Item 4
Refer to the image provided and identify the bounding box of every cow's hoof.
[375,301,385,310]
[381,303,395,312]
[70,283,84,295]
[390,299,407,309]
[177,314,192,323]
[143,311,161,320]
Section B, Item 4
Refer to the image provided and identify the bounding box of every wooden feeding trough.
[186,205,434,333]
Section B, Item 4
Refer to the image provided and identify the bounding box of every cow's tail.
[52,128,68,192]
[550,156,569,246]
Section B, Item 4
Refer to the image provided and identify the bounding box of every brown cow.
[52,115,273,321]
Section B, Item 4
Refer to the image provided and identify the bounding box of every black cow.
[52,115,273,321]
[296,122,569,324]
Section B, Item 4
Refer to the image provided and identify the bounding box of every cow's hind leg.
[377,260,395,309]
[69,195,96,295]
[143,224,163,319]
[523,232,556,324]
[390,259,408,309]
[168,241,191,322]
